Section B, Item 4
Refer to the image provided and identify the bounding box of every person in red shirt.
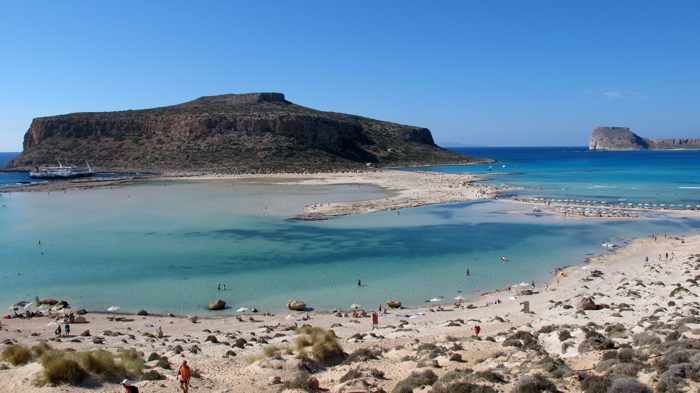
[178,360,192,393]
[371,311,379,330]
[473,325,481,337]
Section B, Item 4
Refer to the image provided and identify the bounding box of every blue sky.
[2,1,700,151]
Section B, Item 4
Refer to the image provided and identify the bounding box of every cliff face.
[589,127,700,151]
[11,93,475,172]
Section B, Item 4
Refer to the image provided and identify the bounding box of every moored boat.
[29,161,94,179]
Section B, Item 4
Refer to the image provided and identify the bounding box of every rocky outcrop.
[589,127,648,150]
[10,93,477,172]
[589,126,700,151]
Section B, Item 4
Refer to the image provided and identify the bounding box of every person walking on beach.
[178,360,192,393]
[371,311,379,330]
[473,325,481,337]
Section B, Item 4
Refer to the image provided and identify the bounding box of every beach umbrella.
[106,305,120,312]
[47,321,59,327]
[350,304,363,310]
[236,307,249,313]
[454,296,465,302]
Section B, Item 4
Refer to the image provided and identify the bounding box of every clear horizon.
[2,1,700,151]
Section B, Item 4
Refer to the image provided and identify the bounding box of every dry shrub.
[1,344,32,366]
[345,347,381,363]
[262,344,291,358]
[537,355,571,378]
[580,373,611,393]
[433,381,497,393]
[607,377,651,393]
[33,348,143,386]
[632,332,661,347]
[37,352,88,386]
[295,326,346,366]
[512,373,559,393]
[391,369,438,393]
[77,350,127,381]
[282,371,321,393]
[117,348,144,375]
[141,369,165,381]
[31,343,53,358]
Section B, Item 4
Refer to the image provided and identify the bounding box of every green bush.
[1,345,32,366]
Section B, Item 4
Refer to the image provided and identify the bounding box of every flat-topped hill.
[589,126,700,151]
[10,93,476,172]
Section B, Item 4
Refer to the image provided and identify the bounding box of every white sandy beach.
[2,233,699,392]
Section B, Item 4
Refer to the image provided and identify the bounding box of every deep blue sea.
[2,147,700,314]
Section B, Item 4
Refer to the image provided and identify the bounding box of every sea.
[1,148,700,314]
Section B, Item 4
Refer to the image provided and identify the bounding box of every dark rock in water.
[136,309,149,316]
[76,309,87,315]
[10,92,479,172]
[589,126,700,151]
[208,299,226,311]
[385,300,402,309]
[287,299,306,311]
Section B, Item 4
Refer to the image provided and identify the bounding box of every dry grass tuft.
[1,345,33,366]
[295,325,346,366]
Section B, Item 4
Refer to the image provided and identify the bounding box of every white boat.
[30,161,94,179]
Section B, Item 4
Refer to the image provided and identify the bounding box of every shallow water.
[1,179,698,314]
[409,147,700,206]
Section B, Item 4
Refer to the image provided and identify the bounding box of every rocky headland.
[8,93,480,173]
[589,126,700,151]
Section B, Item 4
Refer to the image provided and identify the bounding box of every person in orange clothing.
[177,360,192,393]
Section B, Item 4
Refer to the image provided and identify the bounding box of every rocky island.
[589,126,700,150]
[8,93,478,173]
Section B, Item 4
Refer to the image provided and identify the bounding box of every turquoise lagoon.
[2,147,700,314]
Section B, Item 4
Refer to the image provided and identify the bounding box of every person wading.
[178,360,192,393]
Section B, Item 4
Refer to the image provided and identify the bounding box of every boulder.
[385,300,402,309]
[578,296,599,311]
[208,299,226,311]
[137,309,149,316]
[287,299,306,311]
